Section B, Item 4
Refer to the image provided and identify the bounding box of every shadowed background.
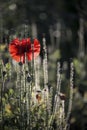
[0,0,87,130]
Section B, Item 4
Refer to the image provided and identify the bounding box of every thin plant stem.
[65,61,74,129]
[42,36,48,89]
[18,64,23,130]
[31,40,35,87]
[1,61,5,130]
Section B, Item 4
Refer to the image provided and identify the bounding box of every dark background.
[0,0,87,130]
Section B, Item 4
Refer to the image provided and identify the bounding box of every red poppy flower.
[9,38,40,63]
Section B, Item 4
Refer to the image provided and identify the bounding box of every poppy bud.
[18,62,23,66]
[27,75,32,82]
[3,71,6,77]
[59,93,66,100]
[36,90,41,93]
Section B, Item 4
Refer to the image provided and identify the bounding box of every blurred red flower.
[9,38,40,63]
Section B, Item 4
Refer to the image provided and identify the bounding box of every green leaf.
[5,93,8,99]
[9,88,14,95]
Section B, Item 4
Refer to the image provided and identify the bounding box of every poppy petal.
[26,39,40,61]
[9,38,25,63]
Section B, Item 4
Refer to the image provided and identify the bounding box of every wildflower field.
[0,0,87,130]
[0,36,74,130]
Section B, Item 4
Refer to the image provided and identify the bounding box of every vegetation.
[0,0,87,129]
